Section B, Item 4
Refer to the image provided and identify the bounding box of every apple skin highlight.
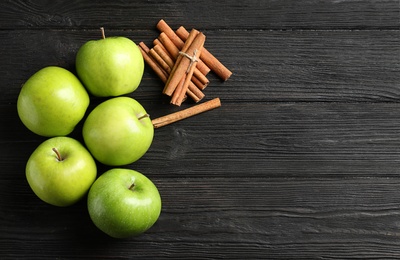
[26,137,97,207]
[75,33,144,97]
[82,97,154,166]
[17,66,90,137]
[87,168,162,238]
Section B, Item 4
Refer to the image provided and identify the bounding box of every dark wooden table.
[1,1,399,259]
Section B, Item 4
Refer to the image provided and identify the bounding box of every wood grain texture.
[2,30,399,104]
[1,0,400,259]
[0,0,398,29]
[3,102,400,178]
[2,177,400,258]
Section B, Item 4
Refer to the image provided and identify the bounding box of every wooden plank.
[1,177,400,258]
[0,0,398,30]
[2,30,399,104]
[0,1,399,258]
[202,29,400,103]
[3,102,400,178]
[140,102,400,178]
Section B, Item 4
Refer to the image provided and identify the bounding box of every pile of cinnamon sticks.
[139,19,232,106]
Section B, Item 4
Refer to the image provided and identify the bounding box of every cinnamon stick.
[170,77,186,105]
[163,29,199,96]
[164,31,205,97]
[152,98,221,128]
[191,74,207,91]
[156,19,183,49]
[176,26,233,81]
[149,48,171,73]
[153,38,171,59]
[138,41,151,54]
[173,37,204,106]
[153,43,208,91]
[153,44,174,69]
[157,32,209,90]
[158,32,180,59]
[138,42,168,82]
[139,42,204,103]
[157,19,211,75]
[192,65,209,88]
[186,81,205,102]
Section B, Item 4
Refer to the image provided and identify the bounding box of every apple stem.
[100,27,106,39]
[129,183,135,191]
[138,113,150,120]
[52,148,63,161]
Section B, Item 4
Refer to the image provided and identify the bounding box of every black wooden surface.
[1,0,400,259]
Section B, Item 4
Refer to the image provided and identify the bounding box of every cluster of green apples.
[17,30,162,238]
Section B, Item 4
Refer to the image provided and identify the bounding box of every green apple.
[17,66,90,137]
[87,168,161,238]
[26,136,97,207]
[82,97,154,166]
[75,28,144,97]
